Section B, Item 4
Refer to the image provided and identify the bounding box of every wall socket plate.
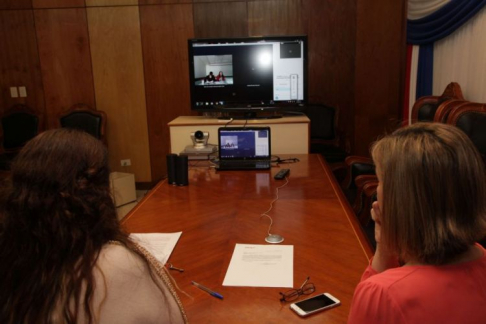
[121,159,131,167]
[10,87,18,98]
[18,86,27,97]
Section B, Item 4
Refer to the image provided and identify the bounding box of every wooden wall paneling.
[248,0,304,36]
[86,0,137,6]
[87,6,152,182]
[0,0,32,10]
[302,0,356,153]
[193,0,240,2]
[140,4,194,182]
[139,0,191,4]
[397,0,408,123]
[0,10,45,117]
[193,1,248,38]
[32,0,85,8]
[34,8,95,129]
[354,0,406,156]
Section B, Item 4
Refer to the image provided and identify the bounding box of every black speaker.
[166,154,178,185]
[175,155,189,186]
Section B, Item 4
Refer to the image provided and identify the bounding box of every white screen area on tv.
[272,42,304,101]
[194,55,234,85]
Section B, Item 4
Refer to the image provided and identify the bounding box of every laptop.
[216,127,271,171]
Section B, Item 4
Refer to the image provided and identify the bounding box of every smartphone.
[290,293,340,317]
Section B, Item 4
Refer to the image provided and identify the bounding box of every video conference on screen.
[192,41,304,106]
[220,130,269,158]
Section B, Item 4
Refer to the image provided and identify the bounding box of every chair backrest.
[1,104,42,152]
[304,104,338,144]
[433,99,468,123]
[355,177,378,226]
[411,82,464,123]
[342,156,375,190]
[59,104,107,144]
[447,102,486,159]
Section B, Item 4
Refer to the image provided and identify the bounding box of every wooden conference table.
[122,154,372,323]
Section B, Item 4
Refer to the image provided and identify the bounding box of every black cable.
[278,158,300,163]
[270,155,300,164]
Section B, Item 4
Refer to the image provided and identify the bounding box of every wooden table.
[122,154,372,323]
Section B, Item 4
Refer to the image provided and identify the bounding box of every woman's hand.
[371,201,382,244]
[370,201,400,272]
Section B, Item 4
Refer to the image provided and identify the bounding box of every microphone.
[265,234,284,244]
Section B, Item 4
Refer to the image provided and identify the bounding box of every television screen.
[188,35,307,112]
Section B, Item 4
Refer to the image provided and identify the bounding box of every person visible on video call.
[204,71,215,82]
[348,123,486,324]
[0,129,187,324]
[215,71,225,82]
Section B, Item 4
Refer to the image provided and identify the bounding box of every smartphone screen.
[294,294,338,312]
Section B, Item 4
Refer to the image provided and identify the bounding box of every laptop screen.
[218,127,271,160]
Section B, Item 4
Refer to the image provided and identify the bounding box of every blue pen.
[191,281,224,299]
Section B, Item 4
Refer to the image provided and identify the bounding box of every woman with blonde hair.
[0,129,187,323]
[349,123,486,324]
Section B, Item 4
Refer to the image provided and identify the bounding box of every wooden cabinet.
[168,115,310,154]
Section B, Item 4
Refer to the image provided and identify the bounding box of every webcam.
[191,130,209,149]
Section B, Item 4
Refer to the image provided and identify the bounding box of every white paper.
[129,232,182,265]
[223,244,293,288]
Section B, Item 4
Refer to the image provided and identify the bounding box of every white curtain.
[433,6,486,103]
[408,0,450,20]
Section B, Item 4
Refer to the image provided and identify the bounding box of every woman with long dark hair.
[0,129,187,323]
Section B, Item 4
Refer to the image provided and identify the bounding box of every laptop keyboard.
[218,160,271,170]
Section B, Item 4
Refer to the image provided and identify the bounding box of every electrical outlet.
[10,87,18,98]
[121,159,131,167]
[18,86,27,97]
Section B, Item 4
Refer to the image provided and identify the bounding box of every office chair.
[342,82,465,204]
[341,156,375,202]
[354,177,378,251]
[411,82,464,123]
[433,99,469,123]
[446,102,486,248]
[303,104,349,183]
[0,104,43,170]
[59,104,107,145]
[304,104,348,178]
[447,102,486,163]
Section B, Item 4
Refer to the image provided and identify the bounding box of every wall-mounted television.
[188,35,307,118]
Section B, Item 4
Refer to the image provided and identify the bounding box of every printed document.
[223,244,293,288]
[130,232,182,265]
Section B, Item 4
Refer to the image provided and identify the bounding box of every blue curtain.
[407,0,486,98]
[416,44,434,99]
